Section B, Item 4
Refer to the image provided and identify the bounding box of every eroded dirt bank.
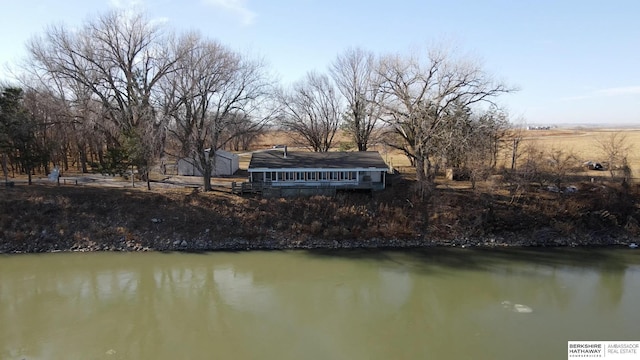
[1,179,639,253]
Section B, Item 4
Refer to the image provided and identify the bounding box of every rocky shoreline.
[2,232,638,254]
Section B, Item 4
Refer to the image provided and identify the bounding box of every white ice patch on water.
[501,300,533,313]
[513,304,533,313]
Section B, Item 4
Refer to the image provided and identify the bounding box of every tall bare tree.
[279,72,342,152]
[330,47,384,151]
[376,47,514,183]
[18,65,108,174]
[160,34,273,191]
[26,10,181,189]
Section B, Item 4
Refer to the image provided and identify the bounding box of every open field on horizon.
[514,128,640,180]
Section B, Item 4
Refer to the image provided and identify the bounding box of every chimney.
[283,145,287,158]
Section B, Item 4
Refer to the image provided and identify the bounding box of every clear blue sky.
[1,0,638,125]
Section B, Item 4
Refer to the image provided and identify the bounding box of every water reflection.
[0,249,639,360]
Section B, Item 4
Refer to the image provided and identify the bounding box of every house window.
[339,171,356,180]
[277,172,284,181]
[265,172,278,181]
[320,172,328,180]
[296,172,304,181]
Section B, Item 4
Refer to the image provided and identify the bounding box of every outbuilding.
[177,149,239,176]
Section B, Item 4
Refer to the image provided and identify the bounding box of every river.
[1,248,639,359]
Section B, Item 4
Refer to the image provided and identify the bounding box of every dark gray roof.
[248,150,388,170]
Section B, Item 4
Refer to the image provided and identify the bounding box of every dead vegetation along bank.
[1,178,639,253]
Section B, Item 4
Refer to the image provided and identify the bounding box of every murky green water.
[1,248,639,359]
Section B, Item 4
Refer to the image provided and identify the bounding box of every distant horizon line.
[516,122,640,130]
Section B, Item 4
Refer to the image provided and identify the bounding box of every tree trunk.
[415,157,427,182]
[202,152,213,191]
[98,148,105,169]
[79,146,88,173]
[511,139,519,170]
[203,170,212,192]
[201,150,216,192]
[2,154,8,185]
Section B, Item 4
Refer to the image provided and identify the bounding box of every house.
[247,149,389,193]
[177,149,239,176]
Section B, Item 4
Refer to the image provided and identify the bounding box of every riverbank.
[1,179,639,253]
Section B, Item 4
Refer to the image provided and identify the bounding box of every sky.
[0,0,638,125]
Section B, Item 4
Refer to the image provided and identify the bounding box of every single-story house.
[178,149,239,176]
[248,149,389,191]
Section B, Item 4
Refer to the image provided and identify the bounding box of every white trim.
[248,167,387,173]
[248,168,386,190]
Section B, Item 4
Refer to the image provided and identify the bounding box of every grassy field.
[512,128,640,180]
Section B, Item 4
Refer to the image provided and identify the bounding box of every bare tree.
[596,132,633,182]
[279,72,342,152]
[376,47,514,184]
[160,34,273,191]
[220,113,269,151]
[508,119,526,171]
[26,10,180,189]
[330,47,384,151]
[544,147,579,189]
[431,100,473,171]
[18,64,109,174]
[441,106,509,188]
[464,106,509,171]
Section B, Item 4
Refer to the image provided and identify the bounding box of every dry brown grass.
[505,128,640,181]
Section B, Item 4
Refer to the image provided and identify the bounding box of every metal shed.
[177,149,239,176]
